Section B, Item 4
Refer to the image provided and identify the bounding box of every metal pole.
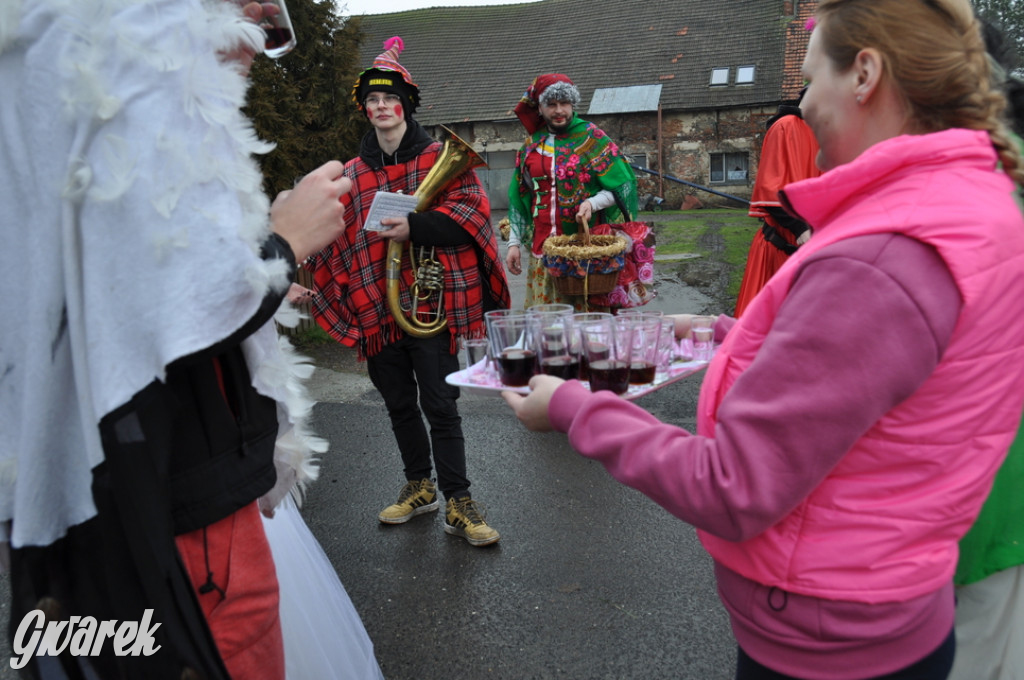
[630,164,749,206]
[657,104,664,199]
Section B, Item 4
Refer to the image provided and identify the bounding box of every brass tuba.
[385,125,486,338]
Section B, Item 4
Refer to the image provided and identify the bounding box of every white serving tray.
[445,357,709,401]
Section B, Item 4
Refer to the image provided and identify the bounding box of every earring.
[856,95,863,104]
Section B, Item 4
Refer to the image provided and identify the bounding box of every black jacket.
[8,234,295,680]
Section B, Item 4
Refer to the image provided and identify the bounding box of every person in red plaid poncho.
[304,37,510,547]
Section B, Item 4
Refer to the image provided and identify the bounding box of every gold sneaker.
[378,479,439,524]
[444,497,500,547]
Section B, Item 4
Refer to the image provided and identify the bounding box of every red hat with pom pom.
[353,36,420,115]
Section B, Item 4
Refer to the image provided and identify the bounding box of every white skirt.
[262,495,385,680]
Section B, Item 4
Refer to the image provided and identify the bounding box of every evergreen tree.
[246,0,365,196]
[973,0,1024,73]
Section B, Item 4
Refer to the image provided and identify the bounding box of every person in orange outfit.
[734,92,821,317]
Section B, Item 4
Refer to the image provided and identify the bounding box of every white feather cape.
[0,0,322,548]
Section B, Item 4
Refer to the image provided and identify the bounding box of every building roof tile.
[355,0,813,126]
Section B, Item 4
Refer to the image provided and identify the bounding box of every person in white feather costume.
[0,1,380,678]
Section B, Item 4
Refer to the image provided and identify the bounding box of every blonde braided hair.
[815,0,1024,187]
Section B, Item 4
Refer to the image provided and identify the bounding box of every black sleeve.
[407,210,475,247]
[169,233,296,368]
[765,206,810,239]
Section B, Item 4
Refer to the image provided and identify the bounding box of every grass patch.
[286,322,333,348]
[647,207,760,306]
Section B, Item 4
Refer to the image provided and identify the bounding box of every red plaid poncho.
[308,143,510,358]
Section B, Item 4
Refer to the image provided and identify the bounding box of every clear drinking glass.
[529,305,577,380]
[485,309,529,375]
[580,315,632,395]
[691,315,715,363]
[489,315,539,387]
[573,313,613,382]
[462,337,491,385]
[618,315,661,386]
[257,0,297,58]
[655,318,677,382]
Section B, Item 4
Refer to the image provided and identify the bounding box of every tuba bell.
[385,125,487,338]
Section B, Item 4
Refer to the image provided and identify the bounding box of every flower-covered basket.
[588,221,657,309]
[541,219,627,297]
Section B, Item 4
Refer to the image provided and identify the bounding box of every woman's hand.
[666,314,693,339]
[502,374,564,432]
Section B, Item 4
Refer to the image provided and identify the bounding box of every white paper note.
[363,191,420,232]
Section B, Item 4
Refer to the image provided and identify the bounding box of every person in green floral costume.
[505,73,638,310]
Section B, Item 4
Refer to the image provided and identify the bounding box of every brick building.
[356,0,817,209]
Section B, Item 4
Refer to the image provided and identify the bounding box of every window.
[710,67,730,86]
[736,65,756,84]
[710,152,749,184]
[628,152,658,170]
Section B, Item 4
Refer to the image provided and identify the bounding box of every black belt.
[761,222,798,256]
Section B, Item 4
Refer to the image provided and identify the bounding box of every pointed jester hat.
[353,36,421,115]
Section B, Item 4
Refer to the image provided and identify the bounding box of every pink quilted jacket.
[699,129,1024,602]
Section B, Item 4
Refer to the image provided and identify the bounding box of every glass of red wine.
[618,315,662,386]
[250,0,296,58]
[489,315,539,388]
[573,313,612,381]
[528,305,577,381]
[579,314,632,395]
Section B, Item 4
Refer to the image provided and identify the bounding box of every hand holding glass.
[241,0,296,58]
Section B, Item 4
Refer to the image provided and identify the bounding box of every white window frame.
[710,67,730,86]
[709,152,749,184]
[736,65,756,85]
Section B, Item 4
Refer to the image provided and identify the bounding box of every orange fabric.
[736,115,821,317]
[176,502,285,680]
[734,229,793,317]
[747,116,820,216]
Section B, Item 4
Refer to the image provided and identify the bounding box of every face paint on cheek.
[366,108,374,120]
[393,104,403,119]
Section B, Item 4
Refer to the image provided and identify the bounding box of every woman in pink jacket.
[504,2,1024,678]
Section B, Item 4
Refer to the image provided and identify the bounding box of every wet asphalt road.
[0,234,739,679]
[0,377,737,680]
[301,363,736,680]
[292,242,737,680]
